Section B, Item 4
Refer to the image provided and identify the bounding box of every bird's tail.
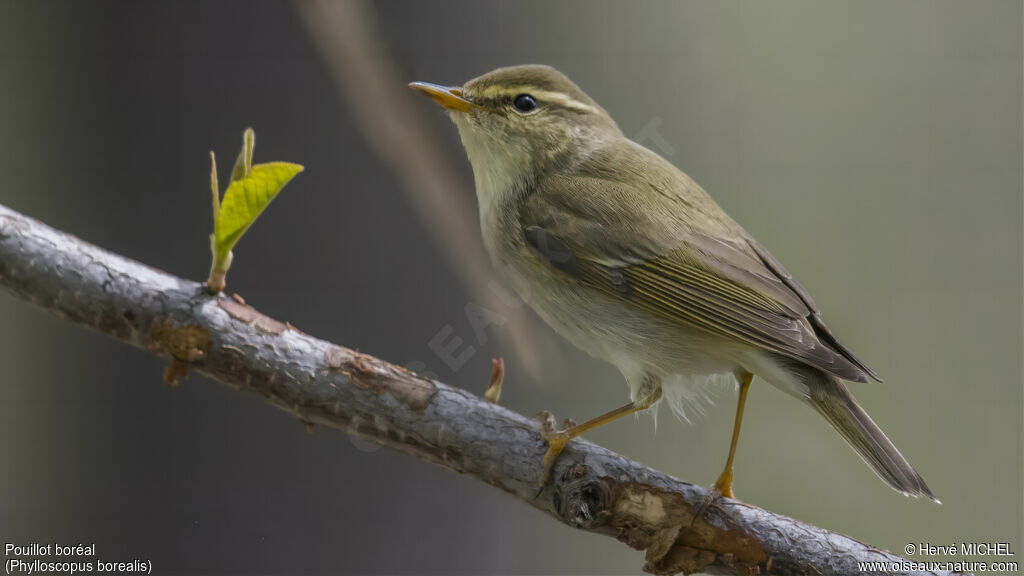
[806,372,939,502]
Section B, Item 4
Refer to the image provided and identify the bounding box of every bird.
[409,64,936,502]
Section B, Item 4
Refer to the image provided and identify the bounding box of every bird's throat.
[451,114,532,219]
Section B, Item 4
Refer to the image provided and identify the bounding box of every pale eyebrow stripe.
[477,85,598,113]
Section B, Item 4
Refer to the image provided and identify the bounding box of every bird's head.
[410,65,621,200]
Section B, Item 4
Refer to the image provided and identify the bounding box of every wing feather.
[520,140,877,383]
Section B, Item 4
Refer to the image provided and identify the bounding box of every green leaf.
[214,161,304,255]
[231,128,255,183]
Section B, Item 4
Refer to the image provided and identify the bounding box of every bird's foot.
[536,411,578,489]
[713,467,735,500]
[694,471,736,522]
[694,488,728,523]
[534,401,638,494]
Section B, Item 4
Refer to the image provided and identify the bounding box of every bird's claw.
[694,487,724,523]
[536,411,576,490]
[693,480,737,525]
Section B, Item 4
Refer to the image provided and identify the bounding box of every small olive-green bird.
[410,65,936,502]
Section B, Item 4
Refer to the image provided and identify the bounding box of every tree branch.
[0,203,968,576]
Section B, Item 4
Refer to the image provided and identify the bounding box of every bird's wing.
[520,143,878,383]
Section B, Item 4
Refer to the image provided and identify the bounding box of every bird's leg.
[693,372,754,521]
[538,387,662,487]
[713,371,754,498]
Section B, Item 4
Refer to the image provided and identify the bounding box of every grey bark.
[0,203,970,576]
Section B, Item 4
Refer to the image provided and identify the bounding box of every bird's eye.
[512,94,538,113]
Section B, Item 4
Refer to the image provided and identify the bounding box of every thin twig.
[485,357,504,403]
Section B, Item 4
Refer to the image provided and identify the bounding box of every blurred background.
[1,1,1021,574]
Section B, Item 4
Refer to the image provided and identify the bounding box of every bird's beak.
[408,81,476,112]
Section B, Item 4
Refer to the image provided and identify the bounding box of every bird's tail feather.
[806,373,939,503]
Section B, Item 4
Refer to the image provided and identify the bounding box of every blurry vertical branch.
[0,204,972,576]
[294,0,556,381]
